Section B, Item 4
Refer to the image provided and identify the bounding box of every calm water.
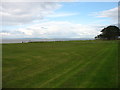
[1,38,94,44]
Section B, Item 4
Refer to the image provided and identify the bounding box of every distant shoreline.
[1,38,94,44]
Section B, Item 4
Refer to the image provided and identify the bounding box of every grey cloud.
[1,2,61,25]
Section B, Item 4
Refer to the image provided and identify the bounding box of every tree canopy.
[95,25,120,40]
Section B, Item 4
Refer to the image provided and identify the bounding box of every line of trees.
[95,25,120,40]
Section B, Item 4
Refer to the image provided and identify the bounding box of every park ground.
[2,40,119,88]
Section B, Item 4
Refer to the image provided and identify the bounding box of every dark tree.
[95,25,120,40]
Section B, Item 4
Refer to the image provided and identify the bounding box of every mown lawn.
[2,40,119,88]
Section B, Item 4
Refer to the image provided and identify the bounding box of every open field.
[2,40,119,88]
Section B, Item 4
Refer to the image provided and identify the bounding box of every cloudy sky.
[0,1,119,39]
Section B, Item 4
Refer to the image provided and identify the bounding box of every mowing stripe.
[36,46,109,88]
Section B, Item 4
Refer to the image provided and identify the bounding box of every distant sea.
[1,38,94,44]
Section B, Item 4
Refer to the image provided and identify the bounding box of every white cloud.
[93,7,118,22]
[1,0,78,2]
[17,28,33,35]
[0,32,11,36]
[2,21,101,38]
[0,2,61,25]
[1,0,119,2]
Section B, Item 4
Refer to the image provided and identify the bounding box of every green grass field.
[2,40,119,88]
